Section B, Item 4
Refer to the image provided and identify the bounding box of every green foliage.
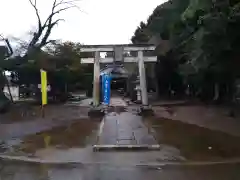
[132,0,190,42]
[132,0,240,100]
[131,22,150,43]
[1,41,93,103]
[181,0,211,21]
[183,1,240,75]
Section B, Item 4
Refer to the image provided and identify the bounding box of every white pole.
[138,51,148,106]
[93,51,100,106]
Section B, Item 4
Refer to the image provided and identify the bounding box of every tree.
[0,0,81,107]
[132,0,240,101]
[131,0,190,98]
[178,0,240,101]
[131,22,150,44]
[45,41,86,91]
[0,36,14,112]
[25,0,80,56]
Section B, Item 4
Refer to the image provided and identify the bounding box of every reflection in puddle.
[144,117,240,161]
[107,106,126,114]
[14,119,100,154]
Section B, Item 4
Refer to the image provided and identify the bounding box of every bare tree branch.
[60,1,83,12]
[45,40,57,46]
[27,0,44,50]
[55,0,80,7]
[42,6,76,29]
[52,18,65,24]
[39,19,64,48]
[28,0,42,31]
[42,0,80,28]
[26,0,80,54]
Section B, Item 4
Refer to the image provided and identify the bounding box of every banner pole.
[41,105,45,118]
[40,69,47,118]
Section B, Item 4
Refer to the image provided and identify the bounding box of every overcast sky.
[0,0,166,45]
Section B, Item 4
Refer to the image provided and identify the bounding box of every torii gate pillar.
[138,51,148,106]
[93,51,100,106]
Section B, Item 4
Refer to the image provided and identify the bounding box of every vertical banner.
[101,74,106,103]
[103,74,111,105]
[40,69,47,105]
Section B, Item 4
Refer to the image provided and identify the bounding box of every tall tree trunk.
[3,71,14,103]
[213,83,220,101]
[0,70,10,113]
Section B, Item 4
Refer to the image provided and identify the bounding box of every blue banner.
[101,75,106,102]
[103,74,111,105]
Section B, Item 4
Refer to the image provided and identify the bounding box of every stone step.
[93,144,161,152]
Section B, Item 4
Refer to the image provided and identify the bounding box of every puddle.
[0,105,42,123]
[0,104,89,124]
[107,106,126,114]
[66,98,93,106]
[10,119,100,155]
[144,117,240,161]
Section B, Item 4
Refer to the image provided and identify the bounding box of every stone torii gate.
[80,44,157,107]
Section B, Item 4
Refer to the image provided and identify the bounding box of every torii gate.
[80,44,157,107]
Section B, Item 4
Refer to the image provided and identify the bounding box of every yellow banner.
[40,69,47,105]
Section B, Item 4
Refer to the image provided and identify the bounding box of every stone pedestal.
[88,106,105,118]
[138,105,154,117]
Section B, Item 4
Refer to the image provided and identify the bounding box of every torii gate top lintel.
[80,44,157,64]
[80,44,156,52]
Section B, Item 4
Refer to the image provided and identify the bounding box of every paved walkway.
[110,97,127,106]
[97,112,157,145]
[97,97,157,146]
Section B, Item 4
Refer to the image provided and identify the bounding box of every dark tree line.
[132,0,240,102]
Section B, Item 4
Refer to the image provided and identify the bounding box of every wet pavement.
[0,105,89,140]
[0,161,240,180]
[1,97,240,179]
[153,104,240,137]
[97,111,157,146]
[144,116,240,161]
[0,103,98,157]
[14,120,99,155]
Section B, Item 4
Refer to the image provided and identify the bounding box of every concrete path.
[110,97,127,106]
[97,112,157,146]
[97,97,157,146]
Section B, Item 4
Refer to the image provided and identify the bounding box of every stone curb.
[92,144,161,151]
[1,154,240,167]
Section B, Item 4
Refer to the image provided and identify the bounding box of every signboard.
[40,69,47,105]
[102,74,111,105]
[114,46,123,62]
[38,84,51,91]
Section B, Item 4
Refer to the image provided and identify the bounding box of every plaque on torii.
[114,46,124,63]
